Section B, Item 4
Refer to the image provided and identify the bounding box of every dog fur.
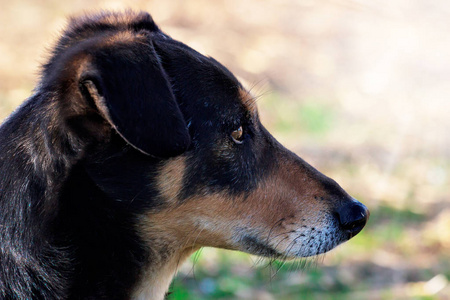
[0,11,369,300]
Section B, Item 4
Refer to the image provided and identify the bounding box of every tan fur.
[156,156,187,204]
[132,248,194,300]
[239,88,258,117]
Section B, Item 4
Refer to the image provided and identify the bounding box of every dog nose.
[336,200,369,237]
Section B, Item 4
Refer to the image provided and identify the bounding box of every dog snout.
[335,199,369,238]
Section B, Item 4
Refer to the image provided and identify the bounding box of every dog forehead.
[153,40,246,111]
[64,12,244,109]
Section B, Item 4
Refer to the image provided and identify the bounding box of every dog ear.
[79,40,190,158]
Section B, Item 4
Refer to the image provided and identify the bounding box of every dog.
[0,11,369,300]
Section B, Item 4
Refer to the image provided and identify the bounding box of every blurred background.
[1,0,449,299]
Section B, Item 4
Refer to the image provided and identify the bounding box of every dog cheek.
[155,156,187,205]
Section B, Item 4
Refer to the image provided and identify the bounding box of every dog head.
[46,9,368,268]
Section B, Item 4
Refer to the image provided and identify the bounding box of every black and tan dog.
[0,11,369,300]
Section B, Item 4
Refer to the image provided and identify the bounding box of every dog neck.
[132,248,196,300]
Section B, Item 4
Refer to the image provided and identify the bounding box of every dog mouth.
[237,219,349,259]
[240,235,285,259]
[240,233,346,260]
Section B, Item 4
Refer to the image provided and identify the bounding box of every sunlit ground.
[1,1,449,299]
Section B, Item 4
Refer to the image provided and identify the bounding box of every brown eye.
[231,126,244,144]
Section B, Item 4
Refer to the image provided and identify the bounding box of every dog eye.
[231,126,244,144]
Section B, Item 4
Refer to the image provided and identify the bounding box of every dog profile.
[0,11,369,300]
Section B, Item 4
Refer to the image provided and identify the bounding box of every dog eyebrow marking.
[239,88,258,116]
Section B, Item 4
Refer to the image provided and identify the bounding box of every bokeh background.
[1,0,449,299]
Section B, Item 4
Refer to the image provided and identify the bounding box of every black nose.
[336,200,369,238]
